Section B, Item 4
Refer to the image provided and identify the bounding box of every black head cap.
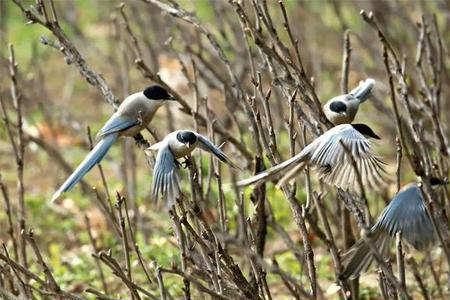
[430,177,448,186]
[143,85,174,100]
[329,101,347,113]
[351,124,381,139]
[177,131,197,145]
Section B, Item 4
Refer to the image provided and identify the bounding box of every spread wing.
[376,184,435,250]
[308,125,386,192]
[151,144,181,206]
[239,124,386,191]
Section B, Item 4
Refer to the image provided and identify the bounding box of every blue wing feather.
[97,114,139,137]
[376,184,434,250]
[151,145,181,206]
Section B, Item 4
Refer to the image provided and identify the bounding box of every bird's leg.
[134,133,144,143]
[320,164,332,175]
[133,133,150,148]
[174,159,183,169]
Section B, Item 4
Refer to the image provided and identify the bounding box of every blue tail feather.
[51,133,118,201]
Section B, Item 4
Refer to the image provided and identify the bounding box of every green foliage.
[1,0,449,299]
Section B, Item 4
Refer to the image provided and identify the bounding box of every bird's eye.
[177,131,197,144]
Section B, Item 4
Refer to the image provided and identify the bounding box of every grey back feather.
[97,114,140,138]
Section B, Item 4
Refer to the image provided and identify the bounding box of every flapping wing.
[376,184,435,250]
[97,114,140,138]
[151,145,181,206]
[196,134,239,169]
[309,125,386,193]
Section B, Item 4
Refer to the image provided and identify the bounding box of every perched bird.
[323,78,375,125]
[236,123,386,193]
[340,178,448,280]
[148,130,238,205]
[51,85,175,202]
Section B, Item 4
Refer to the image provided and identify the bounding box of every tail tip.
[235,181,246,188]
[359,78,375,90]
[365,78,376,85]
[235,178,252,188]
[50,191,62,203]
[365,79,376,90]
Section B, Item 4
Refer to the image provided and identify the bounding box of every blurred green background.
[1,0,449,299]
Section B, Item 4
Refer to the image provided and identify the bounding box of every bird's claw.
[174,158,191,169]
[320,164,332,175]
[174,160,183,169]
[134,133,150,148]
[182,157,192,168]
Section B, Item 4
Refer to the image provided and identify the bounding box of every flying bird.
[51,85,175,202]
[236,123,386,194]
[323,78,375,125]
[148,130,238,205]
[340,178,448,280]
